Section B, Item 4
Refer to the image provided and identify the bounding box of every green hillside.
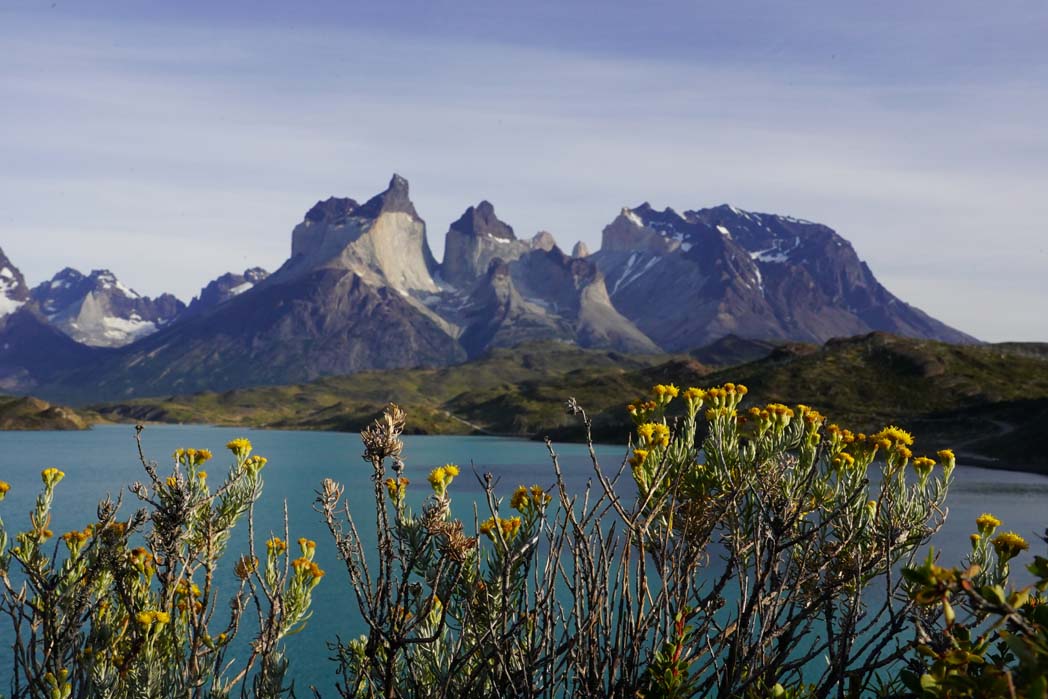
[94,334,1048,473]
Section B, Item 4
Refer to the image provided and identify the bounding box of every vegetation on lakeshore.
[94,334,1048,471]
[7,382,1048,697]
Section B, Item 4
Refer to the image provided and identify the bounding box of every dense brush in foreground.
[1,385,1046,698]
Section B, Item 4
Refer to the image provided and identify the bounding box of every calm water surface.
[1,425,1046,692]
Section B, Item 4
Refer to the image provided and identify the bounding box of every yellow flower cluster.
[992,531,1029,561]
[173,448,212,466]
[832,452,856,469]
[628,448,649,469]
[226,437,252,458]
[912,456,936,478]
[266,536,287,555]
[0,480,9,500]
[41,467,65,488]
[244,454,268,475]
[291,556,325,580]
[626,399,658,422]
[651,383,680,405]
[61,527,91,553]
[298,537,317,557]
[975,513,1002,532]
[636,422,670,448]
[384,476,409,503]
[479,516,522,541]
[428,464,460,495]
[135,609,171,628]
[872,426,914,448]
[511,485,551,513]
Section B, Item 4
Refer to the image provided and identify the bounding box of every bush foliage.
[2,385,1045,698]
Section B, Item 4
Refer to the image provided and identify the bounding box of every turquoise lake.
[2,424,1047,693]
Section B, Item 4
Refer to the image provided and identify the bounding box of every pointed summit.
[450,201,516,241]
[358,173,418,218]
[441,201,530,288]
[571,241,590,258]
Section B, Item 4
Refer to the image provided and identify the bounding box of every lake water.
[2,424,1047,693]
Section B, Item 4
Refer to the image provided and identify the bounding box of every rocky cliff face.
[437,202,658,357]
[591,203,974,350]
[29,268,185,347]
[185,267,269,317]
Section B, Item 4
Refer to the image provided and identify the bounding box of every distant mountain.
[0,175,978,402]
[592,203,975,350]
[29,268,185,347]
[184,267,269,317]
[437,201,658,357]
[0,246,29,319]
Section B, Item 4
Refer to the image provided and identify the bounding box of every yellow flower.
[652,383,680,404]
[226,437,253,458]
[970,533,981,549]
[385,477,409,503]
[912,456,935,477]
[428,466,452,494]
[992,531,1029,562]
[975,513,1001,534]
[511,485,551,513]
[245,455,267,474]
[872,426,914,447]
[443,464,460,478]
[166,476,178,489]
[628,449,649,469]
[0,480,9,501]
[298,537,317,557]
[832,453,856,469]
[41,467,65,488]
[937,449,955,462]
[511,486,530,512]
[266,536,287,555]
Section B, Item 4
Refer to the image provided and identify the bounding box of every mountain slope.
[592,203,974,349]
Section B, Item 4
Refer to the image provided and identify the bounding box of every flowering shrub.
[0,431,320,699]
[320,385,954,698]
[900,517,1048,697]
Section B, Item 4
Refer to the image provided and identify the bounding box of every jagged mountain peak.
[288,174,438,294]
[571,241,590,258]
[451,201,516,241]
[357,173,418,219]
[28,266,184,347]
[0,246,29,319]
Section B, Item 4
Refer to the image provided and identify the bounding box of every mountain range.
[0,174,975,403]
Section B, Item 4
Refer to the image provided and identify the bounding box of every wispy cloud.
[1,4,1045,340]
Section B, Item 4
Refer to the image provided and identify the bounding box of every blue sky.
[2,0,1046,341]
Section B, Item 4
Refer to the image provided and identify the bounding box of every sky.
[1,1,1046,341]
